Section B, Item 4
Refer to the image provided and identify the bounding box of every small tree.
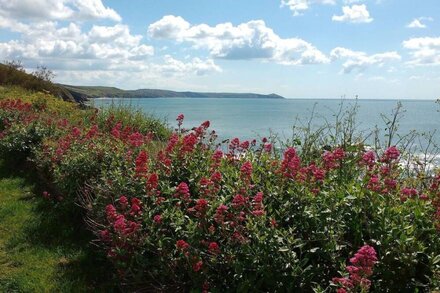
[4,60,25,72]
[33,66,55,82]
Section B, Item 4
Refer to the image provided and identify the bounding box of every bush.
[0,91,439,292]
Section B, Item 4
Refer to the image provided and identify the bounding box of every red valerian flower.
[176,113,184,127]
[130,198,142,216]
[72,127,81,137]
[201,120,210,129]
[195,198,209,212]
[280,147,301,179]
[210,171,222,183]
[240,140,250,150]
[118,195,129,210]
[113,214,127,234]
[165,133,179,153]
[128,132,144,147]
[106,204,118,222]
[382,146,400,162]
[400,187,418,202]
[135,150,149,177]
[146,173,159,190]
[181,133,198,154]
[176,182,191,199]
[99,229,111,242]
[361,150,376,167]
[212,149,223,162]
[111,122,122,138]
[176,239,190,250]
[232,194,247,208]
[333,245,377,292]
[193,260,203,272]
[85,125,98,139]
[208,242,220,254]
[153,214,162,224]
[263,143,272,152]
[240,161,253,179]
[229,138,240,152]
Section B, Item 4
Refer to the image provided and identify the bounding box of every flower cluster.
[332,245,378,292]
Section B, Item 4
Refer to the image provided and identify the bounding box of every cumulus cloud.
[0,0,121,22]
[0,15,222,84]
[148,15,329,66]
[332,4,373,23]
[280,0,336,16]
[330,47,401,73]
[406,17,433,29]
[155,55,222,76]
[403,37,440,65]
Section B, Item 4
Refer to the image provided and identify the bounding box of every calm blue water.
[93,98,439,144]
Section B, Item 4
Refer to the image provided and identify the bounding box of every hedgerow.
[0,89,439,292]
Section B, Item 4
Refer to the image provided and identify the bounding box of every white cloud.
[330,47,401,73]
[332,4,373,23]
[406,17,433,29]
[155,55,222,76]
[0,0,121,22]
[403,37,440,66]
[0,13,222,87]
[280,0,336,16]
[148,15,329,66]
[407,19,426,29]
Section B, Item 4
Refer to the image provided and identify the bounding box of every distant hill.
[61,85,285,100]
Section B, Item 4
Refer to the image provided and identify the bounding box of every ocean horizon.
[94,97,439,144]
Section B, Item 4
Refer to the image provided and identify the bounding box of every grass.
[0,159,117,292]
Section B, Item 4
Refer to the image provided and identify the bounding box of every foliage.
[0,87,439,292]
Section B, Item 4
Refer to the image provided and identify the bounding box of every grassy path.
[0,160,115,292]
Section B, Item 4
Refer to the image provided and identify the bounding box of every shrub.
[0,91,439,292]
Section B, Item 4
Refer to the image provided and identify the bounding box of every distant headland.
[61,84,285,100]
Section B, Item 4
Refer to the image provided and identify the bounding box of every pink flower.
[232,194,247,208]
[263,143,272,152]
[135,150,149,177]
[176,239,190,250]
[106,204,118,222]
[113,215,127,234]
[193,260,203,272]
[176,113,184,127]
[240,161,253,178]
[210,171,222,183]
[181,133,198,154]
[208,242,220,254]
[128,132,144,147]
[153,214,162,224]
[71,127,81,137]
[361,151,376,167]
[195,198,209,212]
[240,140,250,150]
[118,195,129,209]
[332,245,377,291]
[212,149,223,162]
[201,120,210,129]
[130,198,142,216]
[99,229,111,242]
[216,204,228,214]
[280,147,301,179]
[146,173,159,190]
[176,182,191,199]
[382,146,400,162]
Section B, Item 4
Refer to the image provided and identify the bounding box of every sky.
[0,0,439,99]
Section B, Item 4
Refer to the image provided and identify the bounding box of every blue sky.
[0,0,439,99]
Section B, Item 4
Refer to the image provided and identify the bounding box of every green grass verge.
[0,159,117,292]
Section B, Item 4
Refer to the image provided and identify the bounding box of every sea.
[93,97,439,146]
